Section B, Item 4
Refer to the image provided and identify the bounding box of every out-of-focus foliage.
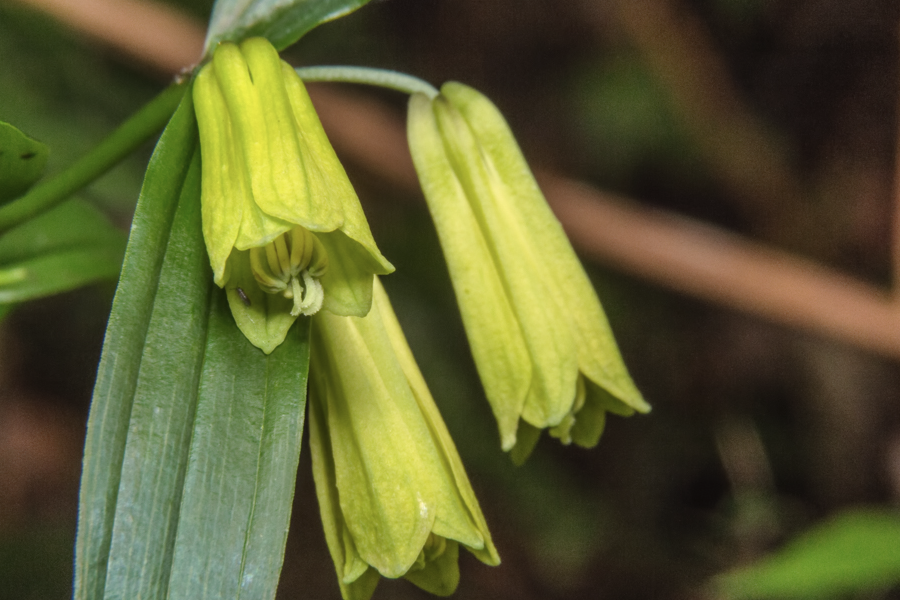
[569,55,700,185]
[714,508,900,599]
[0,199,125,306]
[0,121,48,203]
[0,3,159,218]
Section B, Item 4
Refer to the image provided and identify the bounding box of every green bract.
[193,37,393,353]
[407,82,650,462]
[308,278,500,600]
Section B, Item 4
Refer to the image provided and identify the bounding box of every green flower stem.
[295,66,439,98]
[0,81,189,234]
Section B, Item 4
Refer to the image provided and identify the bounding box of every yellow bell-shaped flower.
[193,38,393,352]
[308,278,499,600]
[407,82,650,461]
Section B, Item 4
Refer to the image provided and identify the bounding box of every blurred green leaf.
[0,199,126,304]
[570,55,700,184]
[0,83,187,234]
[0,120,48,203]
[204,0,372,54]
[713,508,900,599]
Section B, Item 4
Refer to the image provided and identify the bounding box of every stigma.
[250,226,328,316]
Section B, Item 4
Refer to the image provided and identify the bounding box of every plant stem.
[0,80,189,234]
[295,66,439,98]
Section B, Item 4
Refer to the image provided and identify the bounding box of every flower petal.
[402,540,460,597]
[309,279,498,595]
[282,66,395,275]
[209,41,294,249]
[192,64,244,284]
[310,310,438,577]
[222,249,297,353]
[432,93,580,428]
[308,387,381,600]
[316,229,390,318]
[407,92,529,450]
[374,278,499,565]
[441,81,650,415]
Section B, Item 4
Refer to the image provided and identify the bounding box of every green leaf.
[74,92,200,600]
[0,199,126,303]
[713,508,900,599]
[76,79,312,600]
[204,0,372,54]
[0,120,48,203]
[101,148,210,599]
[167,295,309,599]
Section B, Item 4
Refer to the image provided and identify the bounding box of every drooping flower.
[192,37,393,352]
[407,82,650,462]
[308,277,500,600]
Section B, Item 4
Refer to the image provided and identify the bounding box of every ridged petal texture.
[193,37,393,352]
[309,278,499,600]
[407,82,650,461]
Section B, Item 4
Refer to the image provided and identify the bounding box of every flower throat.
[250,226,328,316]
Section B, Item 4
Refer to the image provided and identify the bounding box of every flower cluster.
[194,37,647,600]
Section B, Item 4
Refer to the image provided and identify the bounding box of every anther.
[249,226,329,316]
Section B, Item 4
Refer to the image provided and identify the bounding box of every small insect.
[236,287,251,307]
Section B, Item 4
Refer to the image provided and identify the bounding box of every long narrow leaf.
[0,246,125,303]
[167,295,310,600]
[74,90,195,600]
[0,199,123,265]
[101,149,210,599]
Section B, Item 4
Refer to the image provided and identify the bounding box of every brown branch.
[12,0,900,359]
[539,175,900,359]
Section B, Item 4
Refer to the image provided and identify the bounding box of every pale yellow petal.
[433,95,579,427]
[442,81,650,415]
[222,250,297,353]
[192,64,244,285]
[373,278,500,565]
[311,310,437,577]
[308,368,381,600]
[407,92,529,449]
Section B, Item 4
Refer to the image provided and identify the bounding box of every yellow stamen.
[250,226,329,316]
[274,234,292,276]
[250,246,286,293]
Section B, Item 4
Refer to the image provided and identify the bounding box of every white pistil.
[299,271,323,314]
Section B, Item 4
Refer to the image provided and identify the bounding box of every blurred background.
[1,0,900,598]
